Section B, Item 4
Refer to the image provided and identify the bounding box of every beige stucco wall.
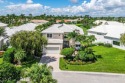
[42,33,63,39]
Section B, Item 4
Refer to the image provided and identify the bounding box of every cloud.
[1,0,125,16]
[70,0,78,3]
[27,0,33,4]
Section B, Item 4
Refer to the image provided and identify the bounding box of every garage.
[46,47,60,54]
[44,45,61,54]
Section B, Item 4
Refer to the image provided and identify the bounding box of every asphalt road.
[53,71,125,83]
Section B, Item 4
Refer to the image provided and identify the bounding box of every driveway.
[40,54,125,83]
[40,54,62,72]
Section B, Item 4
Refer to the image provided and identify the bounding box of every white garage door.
[46,47,60,54]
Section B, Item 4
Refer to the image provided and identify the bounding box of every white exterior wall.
[88,31,105,43]
[104,37,125,50]
[88,31,125,50]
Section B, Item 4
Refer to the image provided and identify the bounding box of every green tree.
[67,31,78,47]
[10,31,47,57]
[3,47,15,63]
[22,63,57,83]
[0,27,5,36]
[0,63,20,83]
[120,33,125,45]
[14,49,26,65]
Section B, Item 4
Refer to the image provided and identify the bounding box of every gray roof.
[0,22,7,27]
[42,23,84,34]
[6,23,37,36]
[42,24,64,33]
[88,21,125,39]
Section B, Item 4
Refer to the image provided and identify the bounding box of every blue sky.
[0,0,125,16]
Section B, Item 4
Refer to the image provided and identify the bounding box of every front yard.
[60,46,125,73]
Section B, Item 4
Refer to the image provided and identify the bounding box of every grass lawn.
[60,46,125,73]
[0,58,3,64]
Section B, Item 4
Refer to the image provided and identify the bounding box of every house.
[31,19,48,25]
[42,23,84,54]
[0,22,8,28]
[88,20,125,50]
[5,23,37,37]
[1,23,38,48]
[0,22,7,49]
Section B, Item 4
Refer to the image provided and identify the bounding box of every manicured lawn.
[60,46,125,73]
[0,58,3,64]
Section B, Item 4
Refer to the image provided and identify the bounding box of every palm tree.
[0,27,5,36]
[22,63,57,83]
[67,31,78,47]
[14,49,26,65]
[120,33,125,45]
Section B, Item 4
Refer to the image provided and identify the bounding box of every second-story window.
[47,34,52,38]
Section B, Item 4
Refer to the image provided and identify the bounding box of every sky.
[0,0,125,16]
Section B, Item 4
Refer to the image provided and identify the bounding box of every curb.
[53,70,125,77]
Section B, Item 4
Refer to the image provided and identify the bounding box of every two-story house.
[42,24,84,54]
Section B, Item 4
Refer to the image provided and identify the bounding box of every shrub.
[60,48,75,58]
[104,43,112,47]
[83,53,97,62]
[97,43,104,46]
[0,63,20,83]
[78,51,86,60]
[3,47,15,63]
[1,44,8,51]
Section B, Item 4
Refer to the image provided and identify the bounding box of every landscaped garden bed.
[60,46,125,73]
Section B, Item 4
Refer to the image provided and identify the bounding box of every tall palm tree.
[67,31,78,47]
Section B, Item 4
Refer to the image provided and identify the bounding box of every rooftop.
[42,23,84,34]
[6,23,37,36]
[0,22,7,27]
[88,21,125,39]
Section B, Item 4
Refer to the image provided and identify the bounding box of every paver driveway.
[40,54,62,72]
[40,54,125,83]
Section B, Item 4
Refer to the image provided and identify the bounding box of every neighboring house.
[2,23,38,47]
[0,22,7,49]
[31,19,48,25]
[42,23,84,54]
[88,20,125,50]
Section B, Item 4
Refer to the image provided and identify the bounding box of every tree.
[3,47,15,63]
[0,63,20,83]
[0,27,5,36]
[67,31,78,47]
[120,33,125,45]
[14,49,26,65]
[10,31,47,57]
[22,63,57,83]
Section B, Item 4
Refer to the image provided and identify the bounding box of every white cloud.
[1,0,125,16]
[27,0,33,4]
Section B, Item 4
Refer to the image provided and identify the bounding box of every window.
[97,33,102,35]
[47,34,52,38]
[113,41,120,46]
